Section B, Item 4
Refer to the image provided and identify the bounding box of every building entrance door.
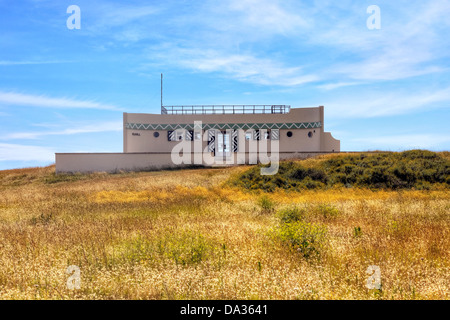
[216,131,231,158]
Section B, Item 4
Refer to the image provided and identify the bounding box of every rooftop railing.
[161,105,290,115]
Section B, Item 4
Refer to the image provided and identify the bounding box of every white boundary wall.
[55,152,336,173]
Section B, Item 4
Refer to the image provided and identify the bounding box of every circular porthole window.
[308,131,313,138]
[287,131,293,137]
[153,132,160,138]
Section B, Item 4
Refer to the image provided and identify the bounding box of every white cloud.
[317,82,362,90]
[352,134,450,150]
[333,50,445,81]
[322,86,450,118]
[150,47,319,86]
[2,121,123,140]
[76,1,450,86]
[100,5,160,27]
[185,52,318,86]
[316,1,450,81]
[226,0,308,35]
[84,3,162,42]
[0,60,75,66]
[0,143,54,162]
[0,91,121,111]
[111,1,317,85]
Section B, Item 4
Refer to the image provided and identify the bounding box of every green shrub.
[303,177,324,189]
[159,232,213,265]
[277,206,306,224]
[316,204,340,219]
[117,231,216,266]
[353,226,362,238]
[288,167,307,180]
[306,168,328,183]
[42,173,88,184]
[118,236,155,264]
[228,150,449,191]
[30,212,54,225]
[272,221,327,258]
[257,195,275,214]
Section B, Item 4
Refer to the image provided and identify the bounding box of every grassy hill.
[0,151,449,299]
[229,150,450,191]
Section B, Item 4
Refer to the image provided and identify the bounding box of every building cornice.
[125,122,322,131]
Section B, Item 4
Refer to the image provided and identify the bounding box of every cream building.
[55,105,339,173]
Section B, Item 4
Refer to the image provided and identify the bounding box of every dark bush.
[228,150,449,192]
[278,207,306,224]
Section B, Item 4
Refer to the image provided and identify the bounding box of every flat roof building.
[56,104,339,173]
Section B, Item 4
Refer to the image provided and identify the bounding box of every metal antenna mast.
[160,73,163,109]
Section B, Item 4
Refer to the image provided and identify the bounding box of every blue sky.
[0,0,449,170]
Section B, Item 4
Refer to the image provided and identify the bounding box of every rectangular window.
[264,130,270,140]
[185,130,193,141]
[232,129,238,152]
[253,129,260,140]
[271,129,279,140]
[168,130,176,141]
[176,130,184,141]
[245,132,252,141]
[194,131,202,140]
[208,130,215,152]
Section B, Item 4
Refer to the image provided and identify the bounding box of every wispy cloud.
[352,134,450,151]
[189,1,450,84]
[0,92,121,111]
[2,121,123,140]
[317,82,362,90]
[103,1,318,85]
[99,5,160,26]
[149,47,319,86]
[315,1,450,81]
[83,2,163,42]
[333,52,445,81]
[203,1,450,83]
[0,143,54,162]
[322,86,450,118]
[72,1,450,86]
[0,60,75,66]
[224,0,309,36]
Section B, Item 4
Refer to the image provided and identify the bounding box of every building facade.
[55,105,339,173]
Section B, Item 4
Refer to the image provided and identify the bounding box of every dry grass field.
[0,152,449,300]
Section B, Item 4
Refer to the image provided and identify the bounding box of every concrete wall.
[55,106,340,173]
[123,106,339,153]
[55,151,337,173]
[125,107,321,127]
[122,128,323,154]
[321,132,340,152]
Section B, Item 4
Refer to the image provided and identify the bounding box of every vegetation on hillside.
[228,150,450,192]
[0,151,449,299]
